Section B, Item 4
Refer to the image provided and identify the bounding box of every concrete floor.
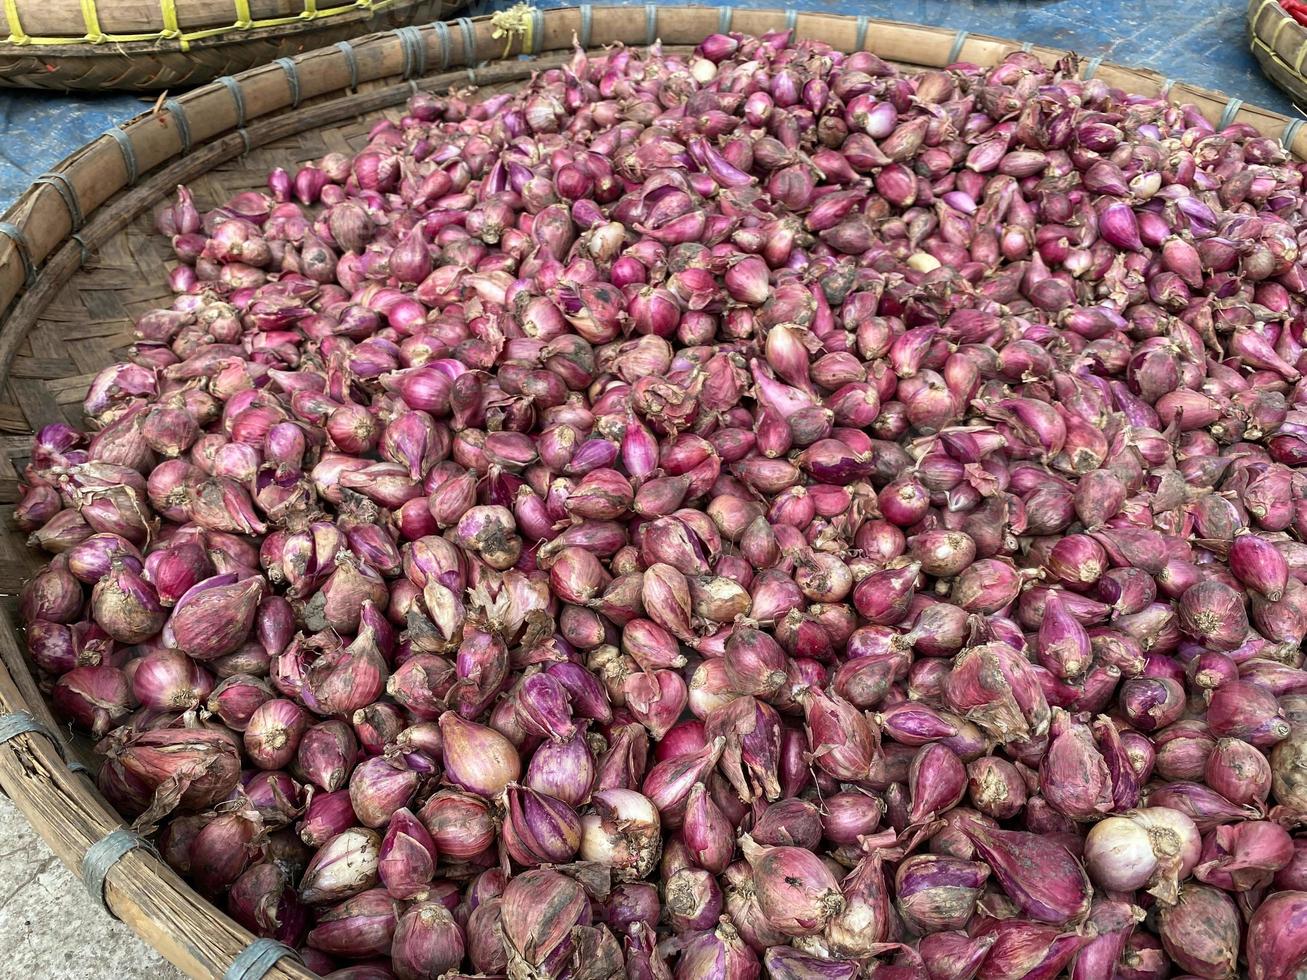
[0,795,185,980]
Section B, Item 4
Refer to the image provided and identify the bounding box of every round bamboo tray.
[1249,0,1307,107]
[0,0,461,91]
[0,5,1304,977]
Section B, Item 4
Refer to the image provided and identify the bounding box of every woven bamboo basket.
[1249,0,1307,106]
[0,0,463,91]
[0,5,1304,977]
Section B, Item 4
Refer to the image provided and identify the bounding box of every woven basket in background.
[1249,0,1307,110]
[0,0,467,90]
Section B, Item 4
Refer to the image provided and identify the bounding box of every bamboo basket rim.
[0,5,1304,977]
[1248,0,1307,106]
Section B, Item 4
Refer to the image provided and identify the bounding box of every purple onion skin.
[21,30,1307,980]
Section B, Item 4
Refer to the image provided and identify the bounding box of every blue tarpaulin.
[0,0,1297,208]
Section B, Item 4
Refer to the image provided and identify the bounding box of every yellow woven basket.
[0,0,467,90]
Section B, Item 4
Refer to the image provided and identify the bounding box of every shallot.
[15,24,1307,978]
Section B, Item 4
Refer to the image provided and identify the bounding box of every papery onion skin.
[739,834,844,937]
[1247,890,1307,980]
[20,29,1307,980]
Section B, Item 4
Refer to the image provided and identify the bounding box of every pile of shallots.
[16,25,1307,980]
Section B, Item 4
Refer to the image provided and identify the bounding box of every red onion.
[1083,807,1201,902]
[299,828,381,905]
[739,834,844,936]
[963,824,1090,924]
[1247,890,1307,980]
[1157,883,1241,978]
[16,30,1307,979]
[499,869,592,977]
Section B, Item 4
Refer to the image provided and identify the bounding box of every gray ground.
[0,796,185,980]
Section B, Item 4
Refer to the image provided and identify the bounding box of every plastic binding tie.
[1219,98,1243,129]
[104,127,138,185]
[215,75,246,128]
[578,4,592,48]
[1020,41,1033,53]
[33,172,83,231]
[432,21,450,71]
[718,6,732,33]
[335,40,359,90]
[0,221,35,286]
[1082,55,1103,79]
[0,710,66,759]
[223,939,301,980]
[68,760,89,776]
[162,98,191,154]
[785,8,797,32]
[645,3,656,44]
[854,15,868,51]
[82,828,152,914]
[455,17,475,67]
[530,6,543,53]
[1283,117,1307,151]
[396,26,425,80]
[947,29,968,65]
[1160,77,1175,97]
[274,57,300,107]
[71,232,93,266]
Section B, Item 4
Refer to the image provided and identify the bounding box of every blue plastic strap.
[274,56,302,108]
[785,8,797,32]
[1219,99,1243,129]
[530,6,544,53]
[947,29,968,64]
[578,4,592,47]
[1160,77,1174,97]
[215,75,246,127]
[645,3,656,43]
[396,26,425,79]
[1283,117,1307,150]
[104,127,138,185]
[223,939,301,980]
[431,21,450,70]
[335,40,359,89]
[0,221,35,286]
[71,232,93,266]
[1020,41,1033,53]
[1082,55,1103,79]
[854,14,868,50]
[33,172,83,231]
[162,98,191,154]
[82,829,151,913]
[718,6,732,33]
[0,710,66,759]
[455,16,476,66]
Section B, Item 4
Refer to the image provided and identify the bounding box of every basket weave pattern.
[1249,0,1307,107]
[0,7,1304,977]
[0,0,461,90]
